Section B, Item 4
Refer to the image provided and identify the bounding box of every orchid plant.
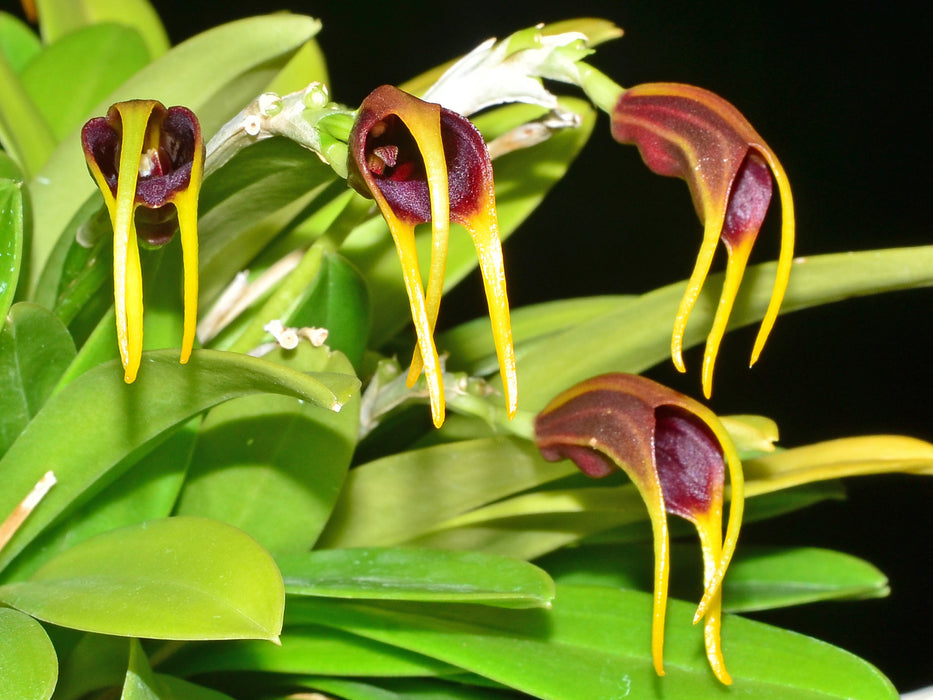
[0,2,931,699]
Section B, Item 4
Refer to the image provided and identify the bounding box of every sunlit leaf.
[540,544,889,612]
[0,11,41,73]
[0,51,56,177]
[1,419,197,582]
[121,638,234,700]
[33,0,169,59]
[0,607,57,700]
[0,177,24,323]
[289,584,897,698]
[316,437,574,548]
[0,303,76,458]
[280,547,554,608]
[511,246,933,411]
[28,13,322,292]
[174,345,359,554]
[744,435,933,495]
[160,624,455,679]
[0,517,283,641]
[21,23,150,140]
[0,349,358,572]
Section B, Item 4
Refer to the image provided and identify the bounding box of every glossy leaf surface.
[540,544,889,612]
[512,246,933,411]
[317,437,575,548]
[29,13,322,288]
[0,517,283,640]
[279,547,554,608]
[33,0,169,59]
[0,303,76,458]
[290,584,897,698]
[162,624,455,678]
[1,178,24,327]
[0,607,58,700]
[0,349,358,572]
[174,345,359,554]
[21,24,149,140]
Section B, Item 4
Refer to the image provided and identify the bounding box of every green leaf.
[316,437,575,549]
[289,584,898,699]
[33,0,169,59]
[2,419,197,582]
[121,638,234,700]
[0,348,359,573]
[291,676,520,700]
[344,98,597,346]
[28,13,322,292]
[0,517,284,641]
[174,345,359,554]
[401,480,848,562]
[0,303,76,458]
[288,251,371,370]
[53,631,128,700]
[0,178,24,322]
[196,136,337,305]
[0,50,56,177]
[0,11,41,73]
[440,295,628,377]
[512,245,933,412]
[279,547,554,608]
[0,607,57,700]
[540,544,889,612]
[21,23,150,140]
[161,624,455,678]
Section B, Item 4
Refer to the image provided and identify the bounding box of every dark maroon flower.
[535,372,745,684]
[348,85,515,427]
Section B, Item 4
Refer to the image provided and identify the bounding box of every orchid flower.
[611,83,795,398]
[81,99,203,383]
[534,373,745,684]
[347,85,516,427]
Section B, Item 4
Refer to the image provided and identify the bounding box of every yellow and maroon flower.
[534,372,745,684]
[347,85,516,427]
[612,83,795,398]
[82,99,203,383]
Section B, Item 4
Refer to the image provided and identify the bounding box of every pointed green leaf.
[174,345,359,554]
[0,11,41,73]
[161,624,455,678]
[440,295,628,376]
[0,50,56,177]
[21,23,150,140]
[0,303,76,457]
[53,632,127,700]
[0,349,359,572]
[28,13,322,291]
[289,584,897,699]
[745,435,933,495]
[33,0,169,59]
[316,437,574,549]
[512,246,933,411]
[0,178,24,322]
[196,136,337,304]
[0,517,284,641]
[0,607,57,700]
[2,419,197,582]
[279,547,554,608]
[540,544,889,612]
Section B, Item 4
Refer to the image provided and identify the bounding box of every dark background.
[5,0,931,692]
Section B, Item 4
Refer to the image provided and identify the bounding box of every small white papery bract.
[422,25,593,117]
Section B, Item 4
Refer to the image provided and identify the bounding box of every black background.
[4,0,932,692]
